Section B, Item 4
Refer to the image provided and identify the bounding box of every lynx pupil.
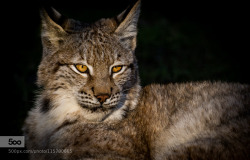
[75,64,88,73]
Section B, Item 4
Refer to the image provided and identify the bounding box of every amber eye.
[112,66,123,73]
[75,64,88,73]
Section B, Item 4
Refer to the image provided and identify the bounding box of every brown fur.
[23,1,250,159]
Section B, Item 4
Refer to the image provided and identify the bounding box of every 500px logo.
[0,136,25,148]
[8,138,22,145]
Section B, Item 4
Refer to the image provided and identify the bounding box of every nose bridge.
[93,72,112,96]
[96,80,111,95]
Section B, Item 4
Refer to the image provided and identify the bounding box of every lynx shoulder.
[140,82,250,160]
[23,1,250,160]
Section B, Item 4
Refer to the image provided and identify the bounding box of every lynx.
[23,1,250,160]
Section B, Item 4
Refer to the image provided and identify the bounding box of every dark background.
[1,0,249,159]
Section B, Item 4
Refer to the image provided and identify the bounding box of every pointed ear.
[114,0,141,51]
[40,7,69,56]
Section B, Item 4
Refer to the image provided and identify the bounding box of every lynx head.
[37,1,141,121]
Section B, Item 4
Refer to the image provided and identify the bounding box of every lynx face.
[42,31,138,112]
[37,2,141,121]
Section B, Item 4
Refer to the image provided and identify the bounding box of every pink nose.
[96,94,110,103]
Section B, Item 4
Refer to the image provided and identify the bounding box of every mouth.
[81,104,116,113]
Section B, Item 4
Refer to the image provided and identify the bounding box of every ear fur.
[40,7,69,56]
[114,0,141,51]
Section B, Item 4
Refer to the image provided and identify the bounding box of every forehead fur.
[55,22,134,66]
